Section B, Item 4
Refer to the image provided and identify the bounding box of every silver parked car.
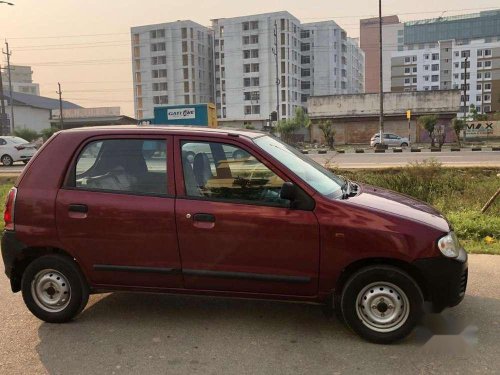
[370,133,410,148]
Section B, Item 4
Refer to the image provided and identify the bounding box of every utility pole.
[3,40,14,133]
[272,20,280,123]
[57,82,64,130]
[0,63,6,135]
[462,56,468,142]
[378,0,385,147]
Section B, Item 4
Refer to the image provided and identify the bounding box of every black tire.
[340,265,423,344]
[1,154,13,166]
[21,255,89,323]
[401,142,409,148]
[23,160,29,165]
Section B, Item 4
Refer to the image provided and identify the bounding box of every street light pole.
[378,0,385,147]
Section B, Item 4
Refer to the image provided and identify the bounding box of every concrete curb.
[472,147,482,151]
[301,150,309,154]
[451,148,461,151]
[318,150,327,154]
[355,149,365,153]
[411,148,421,152]
[431,148,441,152]
[374,149,385,153]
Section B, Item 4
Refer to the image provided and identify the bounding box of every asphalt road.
[309,150,500,169]
[0,254,499,374]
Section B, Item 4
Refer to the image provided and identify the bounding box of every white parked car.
[370,133,410,148]
[0,136,37,166]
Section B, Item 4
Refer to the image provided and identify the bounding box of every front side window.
[181,141,286,206]
[73,139,167,195]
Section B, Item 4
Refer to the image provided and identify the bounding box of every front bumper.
[413,248,468,312]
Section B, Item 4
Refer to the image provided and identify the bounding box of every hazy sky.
[1,0,499,116]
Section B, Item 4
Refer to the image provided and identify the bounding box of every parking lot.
[0,254,498,374]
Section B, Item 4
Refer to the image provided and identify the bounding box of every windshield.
[254,135,344,200]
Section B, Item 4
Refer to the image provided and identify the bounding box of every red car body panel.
[10,126,451,303]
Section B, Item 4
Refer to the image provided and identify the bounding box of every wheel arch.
[10,247,87,293]
[333,257,429,305]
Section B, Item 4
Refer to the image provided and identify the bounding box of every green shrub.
[13,128,40,142]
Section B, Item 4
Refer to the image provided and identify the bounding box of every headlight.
[437,232,460,258]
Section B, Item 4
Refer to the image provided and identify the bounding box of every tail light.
[4,187,17,231]
[15,145,26,151]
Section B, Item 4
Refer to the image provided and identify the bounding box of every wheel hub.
[356,282,410,333]
[31,269,71,312]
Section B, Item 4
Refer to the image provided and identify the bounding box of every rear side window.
[72,139,167,195]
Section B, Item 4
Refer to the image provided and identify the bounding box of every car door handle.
[68,204,88,213]
[193,213,215,223]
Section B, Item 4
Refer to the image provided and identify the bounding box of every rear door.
[174,136,320,296]
[56,135,183,289]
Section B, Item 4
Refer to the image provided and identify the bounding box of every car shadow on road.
[35,292,493,374]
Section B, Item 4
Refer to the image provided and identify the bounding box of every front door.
[56,136,183,288]
[174,137,320,296]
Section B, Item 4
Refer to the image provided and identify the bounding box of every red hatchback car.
[1,126,467,343]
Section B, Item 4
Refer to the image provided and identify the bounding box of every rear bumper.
[413,248,468,312]
[1,231,26,292]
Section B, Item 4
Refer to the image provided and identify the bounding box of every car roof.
[63,125,265,139]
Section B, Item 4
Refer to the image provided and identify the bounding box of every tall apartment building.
[1,65,40,96]
[131,21,214,120]
[300,21,361,98]
[390,10,500,115]
[346,38,365,93]
[212,12,303,127]
[132,12,365,126]
[211,12,364,127]
[360,15,401,93]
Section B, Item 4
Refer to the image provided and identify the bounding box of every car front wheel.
[401,142,409,148]
[21,255,89,323]
[340,265,423,344]
[1,154,14,166]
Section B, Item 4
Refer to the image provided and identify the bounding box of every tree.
[418,115,438,147]
[469,104,488,121]
[451,117,466,147]
[318,120,335,149]
[13,128,40,142]
[276,107,310,145]
[40,127,59,141]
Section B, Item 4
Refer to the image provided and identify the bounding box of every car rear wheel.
[340,265,423,344]
[21,255,89,323]
[401,142,409,148]
[1,154,13,166]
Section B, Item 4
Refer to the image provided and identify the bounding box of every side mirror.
[280,182,296,201]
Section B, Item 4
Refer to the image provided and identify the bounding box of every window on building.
[477,72,482,79]
[477,49,483,56]
[181,28,187,39]
[484,49,492,56]
[484,83,491,91]
[301,55,310,64]
[484,105,491,112]
[412,77,417,84]
[404,78,410,84]
[432,53,439,60]
[251,63,259,72]
[251,49,259,58]
[404,56,411,63]
[251,77,259,86]
[301,43,311,52]
[461,50,470,58]
[484,94,491,102]
[432,64,439,71]
[242,22,249,31]
[243,78,251,87]
[460,61,470,69]
[301,81,311,90]
[300,30,310,38]
[250,35,259,44]
[252,105,260,114]
[484,61,492,68]
[477,61,483,68]
[412,67,417,73]
[424,65,429,71]
[424,54,429,60]
[424,76,429,81]
[301,68,311,77]
[243,36,250,45]
[404,67,411,74]
[250,21,259,30]
[484,72,491,79]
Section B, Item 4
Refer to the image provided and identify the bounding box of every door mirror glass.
[280,182,296,201]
